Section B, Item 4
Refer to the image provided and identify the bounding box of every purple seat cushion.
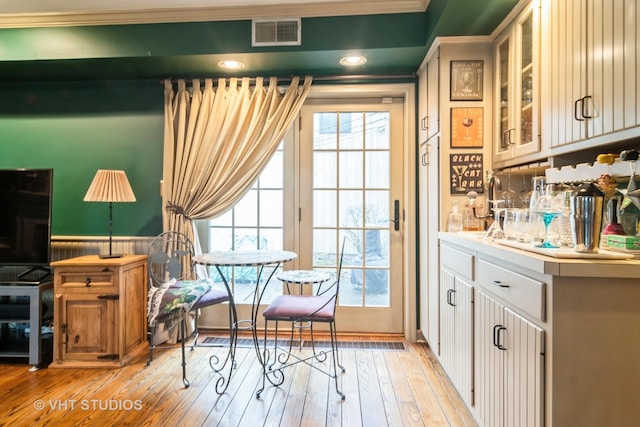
[193,286,229,309]
[263,295,334,321]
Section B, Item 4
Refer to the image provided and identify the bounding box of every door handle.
[393,200,400,231]
[574,98,584,121]
[581,95,592,119]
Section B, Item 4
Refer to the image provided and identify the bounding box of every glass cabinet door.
[494,1,540,165]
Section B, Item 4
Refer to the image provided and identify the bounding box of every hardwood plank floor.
[0,335,477,426]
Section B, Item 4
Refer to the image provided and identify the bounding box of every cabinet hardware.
[421,151,427,166]
[447,288,456,306]
[102,268,112,273]
[85,277,91,287]
[581,95,592,119]
[97,294,119,300]
[492,280,510,288]
[493,324,507,350]
[574,98,584,121]
[421,116,428,131]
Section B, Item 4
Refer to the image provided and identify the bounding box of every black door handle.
[393,200,400,231]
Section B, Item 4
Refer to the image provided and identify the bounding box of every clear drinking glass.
[503,208,518,240]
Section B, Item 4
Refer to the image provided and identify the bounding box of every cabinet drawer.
[441,244,474,281]
[477,259,545,322]
[56,270,115,290]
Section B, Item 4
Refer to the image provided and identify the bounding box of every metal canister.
[570,182,605,253]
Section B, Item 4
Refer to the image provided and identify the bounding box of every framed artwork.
[451,107,483,148]
[450,153,484,195]
[450,60,483,101]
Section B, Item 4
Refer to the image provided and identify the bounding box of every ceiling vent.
[252,18,301,46]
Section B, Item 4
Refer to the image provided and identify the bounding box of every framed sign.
[450,153,484,195]
[451,107,483,148]
[450,60,483,101]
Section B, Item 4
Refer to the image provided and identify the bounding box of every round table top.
[276,269,331,284]
[193,250,297,267]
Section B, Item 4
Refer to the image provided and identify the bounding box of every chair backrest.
[317,237,346,307]
[148,231,196,288]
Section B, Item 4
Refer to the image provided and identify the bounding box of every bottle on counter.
[447,200,463,233]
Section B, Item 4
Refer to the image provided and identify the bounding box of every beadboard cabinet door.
[476,290,544,427]
[545,0,640,151]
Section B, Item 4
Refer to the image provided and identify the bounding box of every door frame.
[304,83,416,342]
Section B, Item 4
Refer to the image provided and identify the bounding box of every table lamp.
[84,169,136,258]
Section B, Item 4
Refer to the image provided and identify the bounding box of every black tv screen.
[0,169,53,266]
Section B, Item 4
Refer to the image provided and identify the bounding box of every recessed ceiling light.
[340,56,367,66]
[218,60,245,70]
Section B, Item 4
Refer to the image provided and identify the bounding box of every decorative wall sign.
[450,60,484,101]
[450,153,484,195]
[451,107,483,148]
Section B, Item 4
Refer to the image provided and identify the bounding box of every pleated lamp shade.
[84,170,136,203]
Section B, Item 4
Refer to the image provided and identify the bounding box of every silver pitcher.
[570,182,604,253]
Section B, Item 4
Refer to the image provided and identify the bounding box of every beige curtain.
[162,76,312,246]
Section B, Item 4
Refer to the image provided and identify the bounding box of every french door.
[202,99,405,334]
[298,100,404,333]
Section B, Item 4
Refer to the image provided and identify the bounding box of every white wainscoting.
[50,236,153,261]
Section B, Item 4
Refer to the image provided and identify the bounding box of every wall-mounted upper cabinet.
[418,46,440,144]
[544,0,640,153]
[494,0,542,165]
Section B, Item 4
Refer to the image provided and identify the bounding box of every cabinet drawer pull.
[85,277,91,287]
[492,280,509,288]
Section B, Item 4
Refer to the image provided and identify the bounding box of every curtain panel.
[162,76,312,249]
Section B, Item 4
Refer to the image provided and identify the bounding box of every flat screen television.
[0,169,53,271]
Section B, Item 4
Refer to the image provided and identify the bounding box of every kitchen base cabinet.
[476,290,544,427]
[440,268,474,405]
[440,233,640,426]
[50,255,147,368]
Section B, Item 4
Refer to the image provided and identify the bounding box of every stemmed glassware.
[530,190,565,248]
[462,117,473,140]
[483,200,506,242]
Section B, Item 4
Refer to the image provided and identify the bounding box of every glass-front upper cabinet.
[494,1,541,165]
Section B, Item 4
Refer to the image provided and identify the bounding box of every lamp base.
[99,253,124,259]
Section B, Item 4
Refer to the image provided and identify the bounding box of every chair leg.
[329,322,345,400]
[180,315,190,388]
[191,309,200,350]
[147,324,156,366]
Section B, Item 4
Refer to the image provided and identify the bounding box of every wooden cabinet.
[494,0,542,165]
[545,0,640,152]
[476,290,544,427]
[51,255,147,368]
[439,268,474,405]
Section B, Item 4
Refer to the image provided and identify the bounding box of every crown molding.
[0,0,429,29]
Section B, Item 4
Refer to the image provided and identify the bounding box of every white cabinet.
[545,0,640,151]
[439,268,474,405]
[418,46,440,144]
[419,136,440,350]
[494,0,541,165]
[476,290,544,427]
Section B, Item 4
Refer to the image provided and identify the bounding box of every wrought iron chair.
[146,231,237,392]
[257,238,346,399]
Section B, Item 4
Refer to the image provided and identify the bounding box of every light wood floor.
[0,334,477,427]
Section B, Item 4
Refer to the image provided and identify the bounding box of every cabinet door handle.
[581,95,592,119]
[447,288,456,306]
[421,116,428,131]
[492,280,509,288]
[421,151,427,166]
[497,326,507,350]
[574,98,585,121]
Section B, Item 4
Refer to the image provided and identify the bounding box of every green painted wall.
[0,80,163,236]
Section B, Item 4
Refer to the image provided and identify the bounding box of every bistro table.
[275,270,331,350]
[192,250,297,365]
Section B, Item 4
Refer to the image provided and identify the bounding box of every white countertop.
[439,232,640,279]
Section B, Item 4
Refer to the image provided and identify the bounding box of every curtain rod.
[161,74,417,85]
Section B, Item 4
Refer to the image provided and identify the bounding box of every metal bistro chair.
[257,238,346,399]
[146,231,237,393]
